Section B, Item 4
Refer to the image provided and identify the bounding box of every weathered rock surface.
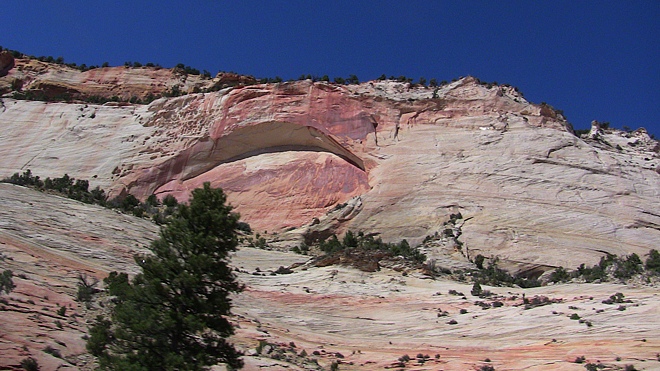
[1,67,658,271]
[0,57,226,99]
[0,185,658,371]
[0,51,15,77]
[0,184,156,370]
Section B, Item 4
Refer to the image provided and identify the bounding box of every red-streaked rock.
[0,73,658,271]
[1,58,218,100]
[155,151,370,231]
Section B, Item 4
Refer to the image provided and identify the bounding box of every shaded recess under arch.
[139,121,366,197]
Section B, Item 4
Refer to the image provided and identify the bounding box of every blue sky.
[3,1,658,135]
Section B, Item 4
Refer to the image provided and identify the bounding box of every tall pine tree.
[88,183,243,370]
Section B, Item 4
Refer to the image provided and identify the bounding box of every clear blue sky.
[2,1,658,135]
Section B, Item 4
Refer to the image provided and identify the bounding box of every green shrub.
[319,235,344,254]
[342,230,358,248]
[162,194,178,208]
[572,253,652,282]
[0,270,15,294]
[472,258,541,288]
[646,249,660,274]
[318,231,426,263]
[549,266,570,283]
[471,282,483,296]
[474,254,485,269]
[103,271,130,298]
[236,221,252,234]
[346,74,359,84]
[614,253,643,279]
[76,274,98,303]
[20,357,40,371]
[77,285,94,303]
[86,315,113,357]
[2,170,107,205]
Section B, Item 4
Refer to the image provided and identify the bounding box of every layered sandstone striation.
[0,184,157,370]
[1,65,658,271]
[0,57,244,100]
[0,185,658,370]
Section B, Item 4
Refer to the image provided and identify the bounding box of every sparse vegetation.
[549,266,570,283]
[572,253,651,282]
[471,258,541,288]
[291,243,310,255]
[474,254,485,270]
[76,273,99,303]
[646,249,660,274]
[523,295,562,309]
[316,230,426,264]
[602,292,630,305]
[0,269,15,294]
[246,233,269,249]
[20,357,40,371]
[1,169,187,224]
[2,170,107,205]
[471,282,483,296]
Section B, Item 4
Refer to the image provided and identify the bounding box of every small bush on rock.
[0,270,15,294]
[20,357,40,371]
[471,282,483,296]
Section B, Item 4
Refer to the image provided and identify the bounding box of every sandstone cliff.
[1,184,658,370]
[1,60,658,271]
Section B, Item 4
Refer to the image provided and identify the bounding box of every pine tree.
[87,183,244,370]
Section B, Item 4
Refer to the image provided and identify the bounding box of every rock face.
[1,64,658,271]
[0,184,157,370]
[0,185,658,371]
[0,57,229,99]
[0,51,15,77]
